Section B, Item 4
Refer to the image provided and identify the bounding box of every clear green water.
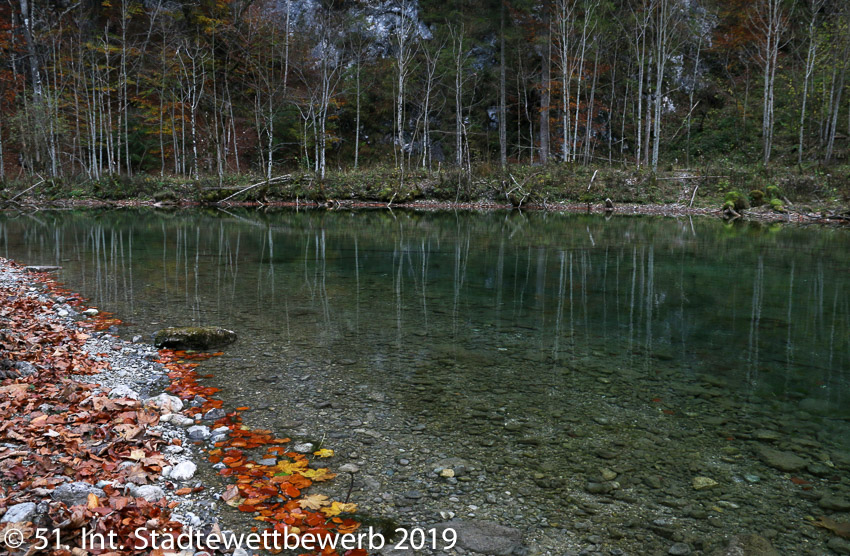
[3,208,850,553]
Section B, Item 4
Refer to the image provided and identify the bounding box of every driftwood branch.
[689,185,699,208]
[217,175,291,203]
[654,175,725,180]
[506,172,541,209]
[586,169,599,192]
[5,177,46,205]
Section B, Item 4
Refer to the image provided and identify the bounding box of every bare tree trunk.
[798,0,821,165]
[572,2,595,162]
[227,81,239,173]
[355,54,361,169]
[631,0,650,168]
[651,0,671,172]
[686,32,702,169]
[499,4,507,168]
[583,45,599,165]
[284,0,291,94]
[556,0,575,163]
[753,0,786,165]
[644,54,652,167]
[178,43,205,180]
[608,57,617,164]
[394,0,416,178]
[421,38,442,170]
[825,48,848,162]
[455,30,464,168]
[120,0,131,175]
[0,114,4,180]
[18,0,43,101]
[539,17,551,164]
[267,97,274,179]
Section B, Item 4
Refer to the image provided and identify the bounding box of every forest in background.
[1,0,850,201]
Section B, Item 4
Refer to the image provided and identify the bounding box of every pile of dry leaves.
[0,263,188,554]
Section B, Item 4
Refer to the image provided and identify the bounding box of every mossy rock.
[769,198,784,212]
[153,190,177,202]
[749,190,765,207]
[765,185,782,199]
[153,326,237,350]
[723,190,749,211]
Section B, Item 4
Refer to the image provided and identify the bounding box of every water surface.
[3,208,849,554]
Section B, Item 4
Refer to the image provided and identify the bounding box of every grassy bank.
[2,164,849,213]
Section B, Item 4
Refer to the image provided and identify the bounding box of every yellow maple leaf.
[298,494,330,510]
[299,468,336,482]
[275,460,308,475]
[313,449,334,458]
[321,501,357,517]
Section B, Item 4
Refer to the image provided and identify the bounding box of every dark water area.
[3,208,850,554]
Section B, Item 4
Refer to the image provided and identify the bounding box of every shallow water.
[3,208,850,554]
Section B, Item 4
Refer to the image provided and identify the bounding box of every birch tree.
[797,0,823,165]
[392,0,419,173]
[751,0,787,165]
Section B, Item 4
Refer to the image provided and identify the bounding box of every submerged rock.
[709,534,779,556]
[819,494,850,511]
[828,537,850,555]
[153,326,237,350]
[756,445,808,472]
[433,520,523,556]
[693,476,719,490]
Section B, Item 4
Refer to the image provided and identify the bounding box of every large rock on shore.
[153,326,237,350]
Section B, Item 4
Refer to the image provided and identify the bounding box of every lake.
[2,208,849,554]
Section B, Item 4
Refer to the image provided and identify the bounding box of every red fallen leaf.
[662,409,675,415]
[651,397,662,403]
[175,487,193,495]
[790,476,810,485]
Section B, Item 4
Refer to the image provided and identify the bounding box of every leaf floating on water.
[812,516,850,538]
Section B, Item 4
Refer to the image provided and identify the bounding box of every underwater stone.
[756,446,808,472]
[153,326,237,350]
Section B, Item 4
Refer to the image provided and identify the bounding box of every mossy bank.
[3,164,849,222]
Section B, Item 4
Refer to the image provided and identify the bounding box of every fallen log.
[216,175,292,204]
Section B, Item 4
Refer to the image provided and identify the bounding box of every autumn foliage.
[0,261,363,555]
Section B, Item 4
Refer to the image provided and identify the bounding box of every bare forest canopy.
[1,0,849,184]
